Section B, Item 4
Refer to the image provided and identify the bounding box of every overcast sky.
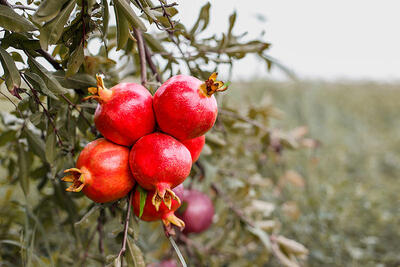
[177,0,400,81]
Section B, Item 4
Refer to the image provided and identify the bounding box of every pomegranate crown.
[199,72,228,97]
[83,74,113,103]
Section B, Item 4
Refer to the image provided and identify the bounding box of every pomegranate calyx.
[62,168,86,192]
[162,213,185,230]
[83,74,113,103]
[152,186,181,211]
[163,188,181,210]
[199,72,226,97]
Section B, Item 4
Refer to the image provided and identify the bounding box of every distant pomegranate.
[84,75,155,146]
[62,138,135,203]
[178,189,214,234]
[153,73,226,141]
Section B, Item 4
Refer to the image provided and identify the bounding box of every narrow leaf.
[52,70,96,88]
[114,0,147,32]
[127,238,145,267]
[114,3,129,50]
[17,142,29,196]
[45,130,56,163]
[33,0,69,23]
[66,44,84,77]
[39,0,76,49]
[24,71,58,100]
[101,0,109,38]
[28,57,68,94]
[138,186,147,218]
[0,47,21,91]
[0,5,37,32]
[24,128,46,162]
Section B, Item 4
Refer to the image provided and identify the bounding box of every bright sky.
[177,0,400,81]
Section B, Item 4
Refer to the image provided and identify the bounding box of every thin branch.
[20,73,64,146]
[97,209,106,266]
[143,40,162,83]
[60,94,96,134]
[132,28,147,87]
[12,4,36,11]
[35,49,63,70]
[116,191,133,265]
[168,236,187,267]
[158,0,175,30]
[151,2,178,10]
[81,0,86,46]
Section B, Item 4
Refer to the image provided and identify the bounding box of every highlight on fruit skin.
[62,138,135,203]
[83,74,155,147]
[153,73,226,141]
[132,188,185,230]
[129,133,192,211]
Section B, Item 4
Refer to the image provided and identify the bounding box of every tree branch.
[151,2,178,10]
[132,28,147,87]
[116,191,133,265]
[143,40,162,83]
[35,49,63,70]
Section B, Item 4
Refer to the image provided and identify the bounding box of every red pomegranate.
[178,189,214,234]
[129,133,192,210]
[62,138,135,203]
[181,135,205,163]
[153,73,226,141]
[132,188,184,229]
[84,75,155,146]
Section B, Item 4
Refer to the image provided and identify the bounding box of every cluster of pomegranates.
[62,73,225,232]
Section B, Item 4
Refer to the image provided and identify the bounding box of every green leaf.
[10,52,24,63]
[28,57,68,95]
[126,238,145,267]
[45,130,56,163]
[114,3,129,50]
[24,128,46,162]
[0,130,16,147]
[66,44,84,77]
[53,70,96,88]
[114,0,147,32]
[143,33,166,53]
[39,0,76,49]
[17,142,29,196]
[138,186,147,218]
[190,2,210,36]
[23,71,58,100]
[33,0,69,23]
[0,5,37,32]
[101,0,109,38]
[0,47,21,91]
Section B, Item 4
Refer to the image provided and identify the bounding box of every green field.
[227,80,400,266]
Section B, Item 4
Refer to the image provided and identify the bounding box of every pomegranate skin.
[178,189,214,234]
[173,184,184,200]
[129,133,192,209]
[181,135,205,163]
[63,138,135,203]
[94,82,155,146]
[153,75,218,141]
[132,189,184,229]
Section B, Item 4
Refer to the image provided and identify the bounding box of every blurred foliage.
[0,0,321,266]
[228,80,400,267]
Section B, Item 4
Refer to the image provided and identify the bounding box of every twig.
[60,95,96,134]
[168,236,187,267]
[158,0,174,30]
[151,2,178,10]
[132,28,147,87]
[143,40,162,83]
[35,49,63,70]
[81,0,86,46]
[12,4,36,11]
[97,209,106,266]
[116,191,133,265]
[20,73,64,146]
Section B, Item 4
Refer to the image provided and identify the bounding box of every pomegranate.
[62,138,135,203]
[172,184,184,201]
[132,188,184,229]
[178,189,214,234]
[181,135,205,163]
[153,73,226,141]
[84,75,155,146]
[129,133,192,210]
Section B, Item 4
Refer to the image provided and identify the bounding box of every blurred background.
[0,0,399,266]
